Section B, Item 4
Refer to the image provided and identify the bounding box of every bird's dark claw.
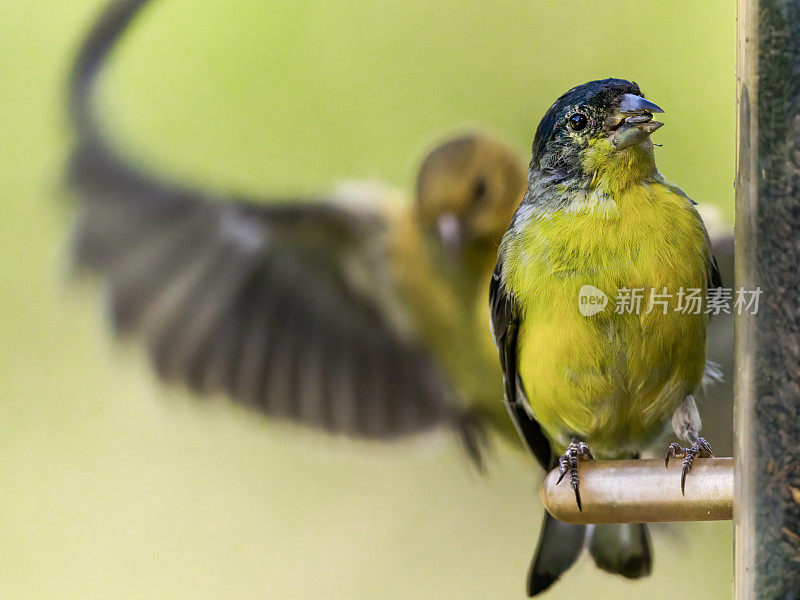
[456,409,490,471]
[555,440,594,511]
[664,437,713,495]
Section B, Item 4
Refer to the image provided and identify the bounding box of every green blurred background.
[1,0,734,598]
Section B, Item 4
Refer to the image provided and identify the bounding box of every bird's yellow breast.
[503,180,711,456]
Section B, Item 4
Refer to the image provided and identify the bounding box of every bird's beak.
[609,93,665,149]
[436,212,463,259]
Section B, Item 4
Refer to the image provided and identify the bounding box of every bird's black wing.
[489,259,552,469]
[708,253,723,290]
[69,143,461,441]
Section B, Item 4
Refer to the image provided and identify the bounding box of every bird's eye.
[568,113,588,131]
[473,177,488,204]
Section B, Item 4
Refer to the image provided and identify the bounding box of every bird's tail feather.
[528,512,586,596]
[589,522,652,579]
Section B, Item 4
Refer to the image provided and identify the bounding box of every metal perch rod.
[539,457,733,524]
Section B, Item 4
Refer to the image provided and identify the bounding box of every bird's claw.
[664,437,713,495]
[555,441,594,511]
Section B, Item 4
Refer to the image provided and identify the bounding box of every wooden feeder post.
[736,0,800,598]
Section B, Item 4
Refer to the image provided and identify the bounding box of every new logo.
[578,285,608,316]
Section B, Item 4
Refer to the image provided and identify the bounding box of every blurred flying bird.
[489,79,722,594]
[66,0,527,467]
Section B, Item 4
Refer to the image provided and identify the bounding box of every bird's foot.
[456,409,490,471]
[556,440,594,511]
[664,437,713,495]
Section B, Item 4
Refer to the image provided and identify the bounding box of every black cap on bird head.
[530,78,664,176]
[415,134,526,269]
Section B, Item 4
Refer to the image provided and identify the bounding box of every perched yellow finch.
[489,79,721,594]
[67,0,526,466]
